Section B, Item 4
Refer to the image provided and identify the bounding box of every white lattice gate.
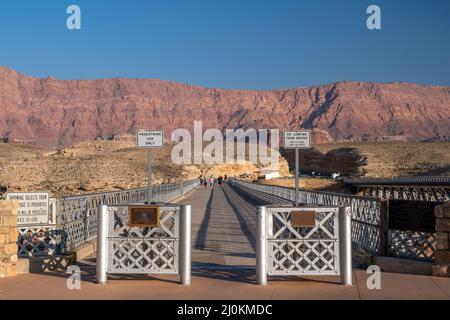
[96,204,192,285]
[257,205,352,285]
[107,205,179,274]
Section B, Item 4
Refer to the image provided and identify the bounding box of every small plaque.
[128,206,160,227]
[292,211,316,227]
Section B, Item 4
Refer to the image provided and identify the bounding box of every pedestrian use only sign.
[136,130,164,148]
[6,192,50,225]
[284,131,312,149]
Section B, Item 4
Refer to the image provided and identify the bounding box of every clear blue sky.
[0,0,449,89]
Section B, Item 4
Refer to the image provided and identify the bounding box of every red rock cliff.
[0,67,449,148]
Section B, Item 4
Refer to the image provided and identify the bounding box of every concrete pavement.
[1,264,450,300]
[179,184,259,268]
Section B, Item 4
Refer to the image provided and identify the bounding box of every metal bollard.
[256,206,268,285]
[96,205,109,284]
[179,204,192,285]
[339,206,353,285]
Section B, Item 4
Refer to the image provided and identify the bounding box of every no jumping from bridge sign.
[283,130,312,207]
[283,131,311,149]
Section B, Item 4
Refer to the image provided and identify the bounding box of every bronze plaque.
[292,211,316,227]
[128,206,160,227]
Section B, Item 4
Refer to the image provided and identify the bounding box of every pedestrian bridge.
[185,183,261,268]
[2,180,450,299]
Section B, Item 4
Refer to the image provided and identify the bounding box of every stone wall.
[0,200,18,277]
[434,202,450,277]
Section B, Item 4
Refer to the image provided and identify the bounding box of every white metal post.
[147,148,152,204]
[295,148,299,207]
[257,206,268,285]
[96,205,109,284]
[339,206,353,285]
[179,204,192,285]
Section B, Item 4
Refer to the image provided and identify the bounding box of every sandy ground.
[0,140,448,197]
[0,141,288,197]
[257,177,352,193]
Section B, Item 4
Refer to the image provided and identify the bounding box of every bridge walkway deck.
[1,184,450,299]
[178,183,262,268]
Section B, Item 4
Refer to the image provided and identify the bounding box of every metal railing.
[231,179,439,261]
[231,179,382,255]
[256,205,352,285]
[96,204,192,285]
[17,179,199,257]
[345,176,450,186]
[389,229,435,261]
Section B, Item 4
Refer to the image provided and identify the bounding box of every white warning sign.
[284,131,312,149]
[136,130,164,148]
[6,192,50,225]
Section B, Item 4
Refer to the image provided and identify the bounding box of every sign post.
[283,131,312,207]
[295,148,299,206]
[136,130,164,204]
[148,148,152,203]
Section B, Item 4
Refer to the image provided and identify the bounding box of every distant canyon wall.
[0,67,449,149]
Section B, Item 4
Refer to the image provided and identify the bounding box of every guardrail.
[346,177,450,202]
[17,179,199,257]
[256,205,352,285]
[231,179,439,262]
[231,179,383,255]
[345,176,450,186]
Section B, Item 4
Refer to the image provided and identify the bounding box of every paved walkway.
[179,184,258,268]
[1,264,450,300]
[1,183,450,300]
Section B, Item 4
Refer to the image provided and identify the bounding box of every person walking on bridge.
[217,175,224,191]
[209,175,215,189]
[202,176,208,190]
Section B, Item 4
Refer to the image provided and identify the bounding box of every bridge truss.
[345,177,450,202]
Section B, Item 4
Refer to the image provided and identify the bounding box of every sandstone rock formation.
[1,67,449,149]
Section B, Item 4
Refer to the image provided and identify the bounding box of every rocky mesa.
[0,67,449,149]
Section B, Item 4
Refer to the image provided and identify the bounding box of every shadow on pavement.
[192,264,343,285]
[222,185,257,252]
[29,259,180,285]
[194,187,215,250]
